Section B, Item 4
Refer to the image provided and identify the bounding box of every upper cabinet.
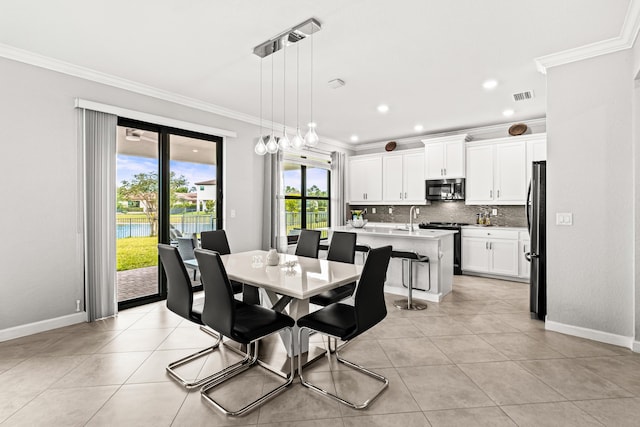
[349,149,425,205]
[349,156,383,203]
[465,134,545,205]
[422,134,469,179]
[383,150,425,203]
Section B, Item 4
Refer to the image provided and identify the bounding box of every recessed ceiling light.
[414,124,424,132]
[307,122,317,128]
[502,109,515,117]
[192,149,199,153]
[483,79,498,90]
[377,104,389,113]
[350,135,359,142]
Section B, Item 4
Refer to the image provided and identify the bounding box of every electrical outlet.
[492,208,497,216]
[388,207,393,214]
[372,207,376,214]
[556,212,573,226]
[230,209,236,218]
[416,208,420,215]
[76,299,81,312]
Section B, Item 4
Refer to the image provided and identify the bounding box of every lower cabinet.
[461,228,521,278]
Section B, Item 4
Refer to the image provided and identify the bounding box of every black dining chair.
[157,244,222,389]
[194,248,295,416]
[176,236,198,281]
[297,245,393,409]
[200,230,244,296]
[294,229,321,258]
[310,231,357,307]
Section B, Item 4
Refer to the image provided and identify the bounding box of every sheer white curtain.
[331,151,347,226]
[262,150,287,252]
[83,109,117,321]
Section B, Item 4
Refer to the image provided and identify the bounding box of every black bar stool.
[390,250,430,310]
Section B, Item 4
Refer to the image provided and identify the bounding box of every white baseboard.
[384,285,443,303]
[545,319,635,351]
[0,312,87,343]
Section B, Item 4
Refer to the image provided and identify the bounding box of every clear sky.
[117,154,216,190]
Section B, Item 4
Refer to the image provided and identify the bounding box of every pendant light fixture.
[254,57,267,155]
[253,18,321,155]
[303,24,319,147]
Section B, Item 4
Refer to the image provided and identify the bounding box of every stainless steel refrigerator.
[526,161,546,320]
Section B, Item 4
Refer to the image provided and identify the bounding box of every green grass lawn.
[117,236,158,271]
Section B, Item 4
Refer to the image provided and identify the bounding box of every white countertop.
[332,225,457,239]
[462,225,527,231]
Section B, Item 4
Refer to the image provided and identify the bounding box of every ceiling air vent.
[512,90,535,102]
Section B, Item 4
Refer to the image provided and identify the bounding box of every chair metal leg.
[394,259,427,311]
[298,327,389,410]
[166,326,223,389]
[201,327,295,416]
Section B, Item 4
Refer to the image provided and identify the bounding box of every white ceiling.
[0,0,631,145]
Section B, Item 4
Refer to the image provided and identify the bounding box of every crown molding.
[535,0,640,73]
[421,133,471,144]
[0,43,351,150]
[353,117,546,152]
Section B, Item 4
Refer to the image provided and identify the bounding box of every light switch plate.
[230,209,236,218]
[416,208,420,215]
[372,208,376,214]
[556,212,573,225]
[388,207,393,214]
[491,208,497,215]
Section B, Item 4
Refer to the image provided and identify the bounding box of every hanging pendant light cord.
[296,40,300,130]
[271,51,274,136]
[310,26,314,127]
[283,40,286,132]
[259,58,263,140]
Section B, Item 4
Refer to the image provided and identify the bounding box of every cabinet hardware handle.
[490,190,493,198]
[441,168,444,176]
[400,192,402,199]
[497,189,500,198]
[444,168,447,176]
[485,242,488,250]
[405,192,407,199]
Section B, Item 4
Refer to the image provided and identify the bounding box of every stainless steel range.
[419,222,469,275]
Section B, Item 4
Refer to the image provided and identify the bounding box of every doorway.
[115,118,223,309]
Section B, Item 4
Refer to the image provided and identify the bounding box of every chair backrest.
[327,231,356,264]
[200,230,231,255]
[295,229,321,258]
[351,245,392,338]
[157,244,194,321]
[176,236,197,260]
[194,248,235,338]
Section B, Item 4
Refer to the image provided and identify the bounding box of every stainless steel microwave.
[426,179,465,201]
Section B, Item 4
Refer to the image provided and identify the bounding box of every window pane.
[284,163,301,196]
[169,134,217,238]
[116,126,159,302]
[286,199,302,241]
[306,200,328,239]
[306,167,328,196]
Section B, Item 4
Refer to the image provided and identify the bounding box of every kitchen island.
[329,225,456,302]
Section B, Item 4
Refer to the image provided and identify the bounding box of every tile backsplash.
[347,201,527,228]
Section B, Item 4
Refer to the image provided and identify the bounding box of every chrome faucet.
[409,206,416,231]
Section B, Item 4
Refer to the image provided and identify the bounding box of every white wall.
[633,32,640,344]
[546,49,635,339]
[0,57,266,331]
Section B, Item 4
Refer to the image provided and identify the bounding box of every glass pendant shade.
[291,128,305,149]
[279,130,290,150]
[254,137,267,155]
[304,127,319,147]
[265,134,279,154]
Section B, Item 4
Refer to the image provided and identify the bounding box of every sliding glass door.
[116,118,222,309]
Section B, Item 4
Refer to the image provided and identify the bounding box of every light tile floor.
[2,275,640,426]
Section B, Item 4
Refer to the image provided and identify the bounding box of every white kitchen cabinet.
[465,139,527,205]
[461,228,520,277]
[422,134,468,179]
[382,151,426,203]
[519,231,531,280]
[349,156,383,203]
[526,136,547,186]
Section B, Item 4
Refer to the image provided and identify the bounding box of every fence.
[116,215,216,239]
[285,211,329,236]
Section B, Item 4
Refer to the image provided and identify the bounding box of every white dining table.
[187,249,363,358]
